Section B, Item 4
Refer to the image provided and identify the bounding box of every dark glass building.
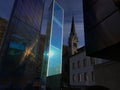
[0,0,44,89]
[0,17,8,48]
[83,0,120,60]
[41,0,64,90]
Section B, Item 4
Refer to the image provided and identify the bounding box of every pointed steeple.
[68,16,78,55]
[70,16,76,34]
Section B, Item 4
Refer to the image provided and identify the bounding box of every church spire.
[70,16,76,34]
[68,16,78,55]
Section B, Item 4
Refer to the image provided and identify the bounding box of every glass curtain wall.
[41,0,64,90]
[0,0,44,89]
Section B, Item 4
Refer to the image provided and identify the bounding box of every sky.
[0,0,85,48]
[0,0,15,20]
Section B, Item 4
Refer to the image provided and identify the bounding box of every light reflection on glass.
[47,1,64,76]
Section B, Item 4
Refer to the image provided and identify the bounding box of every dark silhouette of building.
[0,17,7,48]
[62,45,69,88]
[83,0,120,60]
[83,1,120,90]
[94,61,120,90]
[86,85,110,90]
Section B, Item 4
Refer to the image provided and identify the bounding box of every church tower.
[68,16,78,55]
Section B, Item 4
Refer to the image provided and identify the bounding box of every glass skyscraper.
[0,0,44,89]
[41,0,64,90]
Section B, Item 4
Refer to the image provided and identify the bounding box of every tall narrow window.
[84,72,89,82]
[73,74,75,82]
[78,73,82,82]
[84,73,87,81]
[91,72,95,81]
[83,58,87,67]
[80,60,83,67]
[73,74,77,82]
[72,62,75,69]
[77,61,80,68]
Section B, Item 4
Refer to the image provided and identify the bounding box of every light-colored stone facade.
[69,47,107,87]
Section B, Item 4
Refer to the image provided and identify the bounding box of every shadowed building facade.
[94,61,120,90]
[83,0,120,60]
[0,17,8,48]
[83,1,120,90]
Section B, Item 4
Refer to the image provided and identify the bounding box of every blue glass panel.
[47,1,63,76]
[47,45,62,76]
[9,41,25,50]
[51,20,62,49]
[53,16,62,27]
[54,2,63,26]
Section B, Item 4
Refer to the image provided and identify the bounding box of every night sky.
[0,0,84,48]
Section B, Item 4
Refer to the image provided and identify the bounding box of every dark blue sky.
[0,0,14,20]
[0,0,84,48]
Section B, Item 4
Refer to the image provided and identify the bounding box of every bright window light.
[48,51,54,57]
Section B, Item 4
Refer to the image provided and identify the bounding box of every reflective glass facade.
[47,1,63,76]
[41,0,63,90]
[0,0,44,89]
